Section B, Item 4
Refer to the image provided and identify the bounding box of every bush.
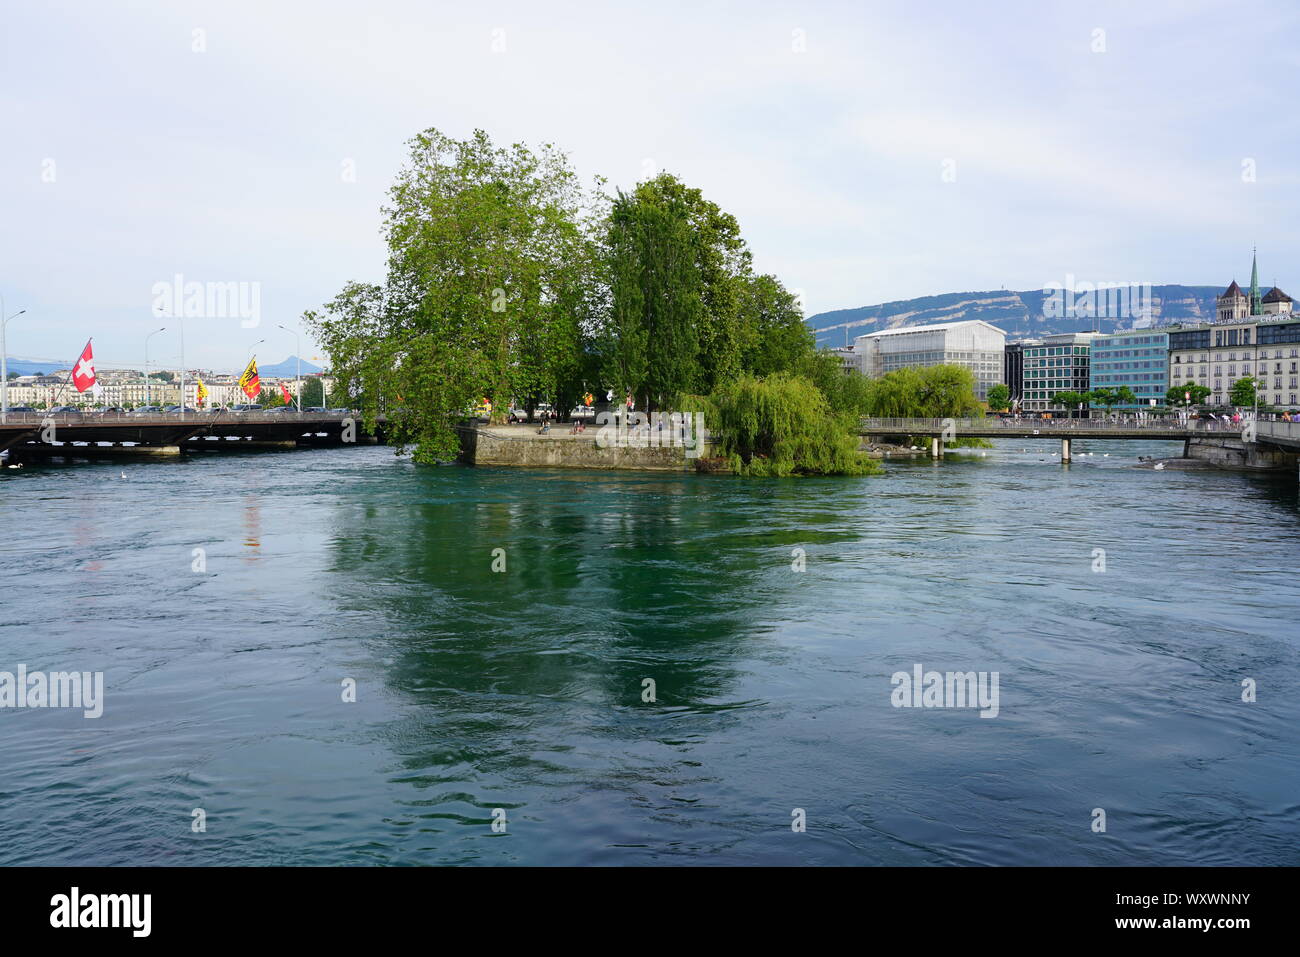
[708,374,879,476]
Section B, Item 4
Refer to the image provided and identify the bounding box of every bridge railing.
[0,409,357,426]
[858,416,1243,434]
[1254,420,1300,443]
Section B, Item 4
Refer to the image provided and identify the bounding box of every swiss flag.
[72,339,96,393]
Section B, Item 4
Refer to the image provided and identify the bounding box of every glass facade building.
[1088,329,1170,409]
[1020,333,1095,413]
[853,320,1006,401]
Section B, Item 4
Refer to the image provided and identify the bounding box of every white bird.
[120,471,127,479]
[1103,453,1109,457]
[1154,462,1165,470]
[6,464,20,469]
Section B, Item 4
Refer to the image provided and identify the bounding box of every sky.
[2,0,1298,372]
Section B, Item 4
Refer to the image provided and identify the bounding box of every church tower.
[1250,246,1262,315]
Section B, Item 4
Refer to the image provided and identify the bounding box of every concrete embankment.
[1186,435,1298,471]
[459,424,710,471]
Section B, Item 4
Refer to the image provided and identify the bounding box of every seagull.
[1154,462,1165,471]
[1103,453,1109,457]
[120,471,127,479]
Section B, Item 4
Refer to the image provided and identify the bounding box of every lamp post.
[177,315,186,419]
[278,324,300,412]
[145,326,166,406]
[1,296,28,419]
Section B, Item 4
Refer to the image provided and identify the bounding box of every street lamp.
[145,327,166,406]
[278,324,300,412]
[1,296,28,418]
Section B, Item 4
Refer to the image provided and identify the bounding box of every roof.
[1262,285,1292,303]
[1219,280,1246,299]
[855,319,1007,338]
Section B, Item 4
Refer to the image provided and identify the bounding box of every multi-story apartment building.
[853,319,1006,401]
[1020,333,1095,413]
[1169,316,1300,410]
[1088,329,1170,409]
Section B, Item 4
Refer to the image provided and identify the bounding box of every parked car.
[49,406,81,414]
[163,405,198,413]
[229,403,261,412]
[132,405,164,415]
[303,406,327,413]
[4,405,36,413]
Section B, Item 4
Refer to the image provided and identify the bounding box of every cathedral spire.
[1250,245,1262,315]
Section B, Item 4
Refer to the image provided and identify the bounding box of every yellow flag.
[195,376,209,407]
[238,357,260,399]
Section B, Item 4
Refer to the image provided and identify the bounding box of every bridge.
[0,409,383,462]
[858,416,1249,461]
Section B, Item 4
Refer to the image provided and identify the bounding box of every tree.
[1166,381,1211,407]
[305,128,593,461]
[300,377,326,407]
[600,180,702,410]
[706,374,879,476]
[860,365,984,418]
[985,383,1011,412]
[1229,376,1258,408]
[1089,387,1117,410]
[1052,391,1090,416]
[1115,386,1138,407]
[738,274,814,379]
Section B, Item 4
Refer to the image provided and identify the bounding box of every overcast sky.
[3,0,1297,372]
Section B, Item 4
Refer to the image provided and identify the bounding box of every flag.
[280,381,292,405]
[195,377,209,407]
[239,357,260,400]
[72,339,96,393]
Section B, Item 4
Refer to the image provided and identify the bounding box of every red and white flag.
[72,339,96,393]
[280,381,292,405]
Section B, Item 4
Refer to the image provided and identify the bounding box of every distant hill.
[2,358,72,376]
[259,356,323,377]
[806,285,1223,347]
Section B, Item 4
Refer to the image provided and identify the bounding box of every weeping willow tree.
[707,374,879,476]
[862,364,984,418]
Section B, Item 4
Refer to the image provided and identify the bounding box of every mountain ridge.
[805,285,1225,347]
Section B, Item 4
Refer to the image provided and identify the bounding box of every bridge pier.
[1061,438,1071,463]
[930,437,942,459]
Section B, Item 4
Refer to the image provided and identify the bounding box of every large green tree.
[305,128,592,461]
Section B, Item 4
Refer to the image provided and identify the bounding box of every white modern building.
[852,319,1006,400]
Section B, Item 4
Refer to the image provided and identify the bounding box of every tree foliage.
[861,365,985,418]
[305,128,593,461]
[707,374,879,476]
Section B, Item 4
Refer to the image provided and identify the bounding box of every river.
[1,440,1297,865]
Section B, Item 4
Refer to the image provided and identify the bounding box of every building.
[827,346,863,375]
[1262,285,1293,315]
[1169,317,1300,409]
[1088,329,1170,409]
[1020,332,1096,414]
[1003,339,1037,404]
[1,369,305,409]
[853,319,1006,401]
